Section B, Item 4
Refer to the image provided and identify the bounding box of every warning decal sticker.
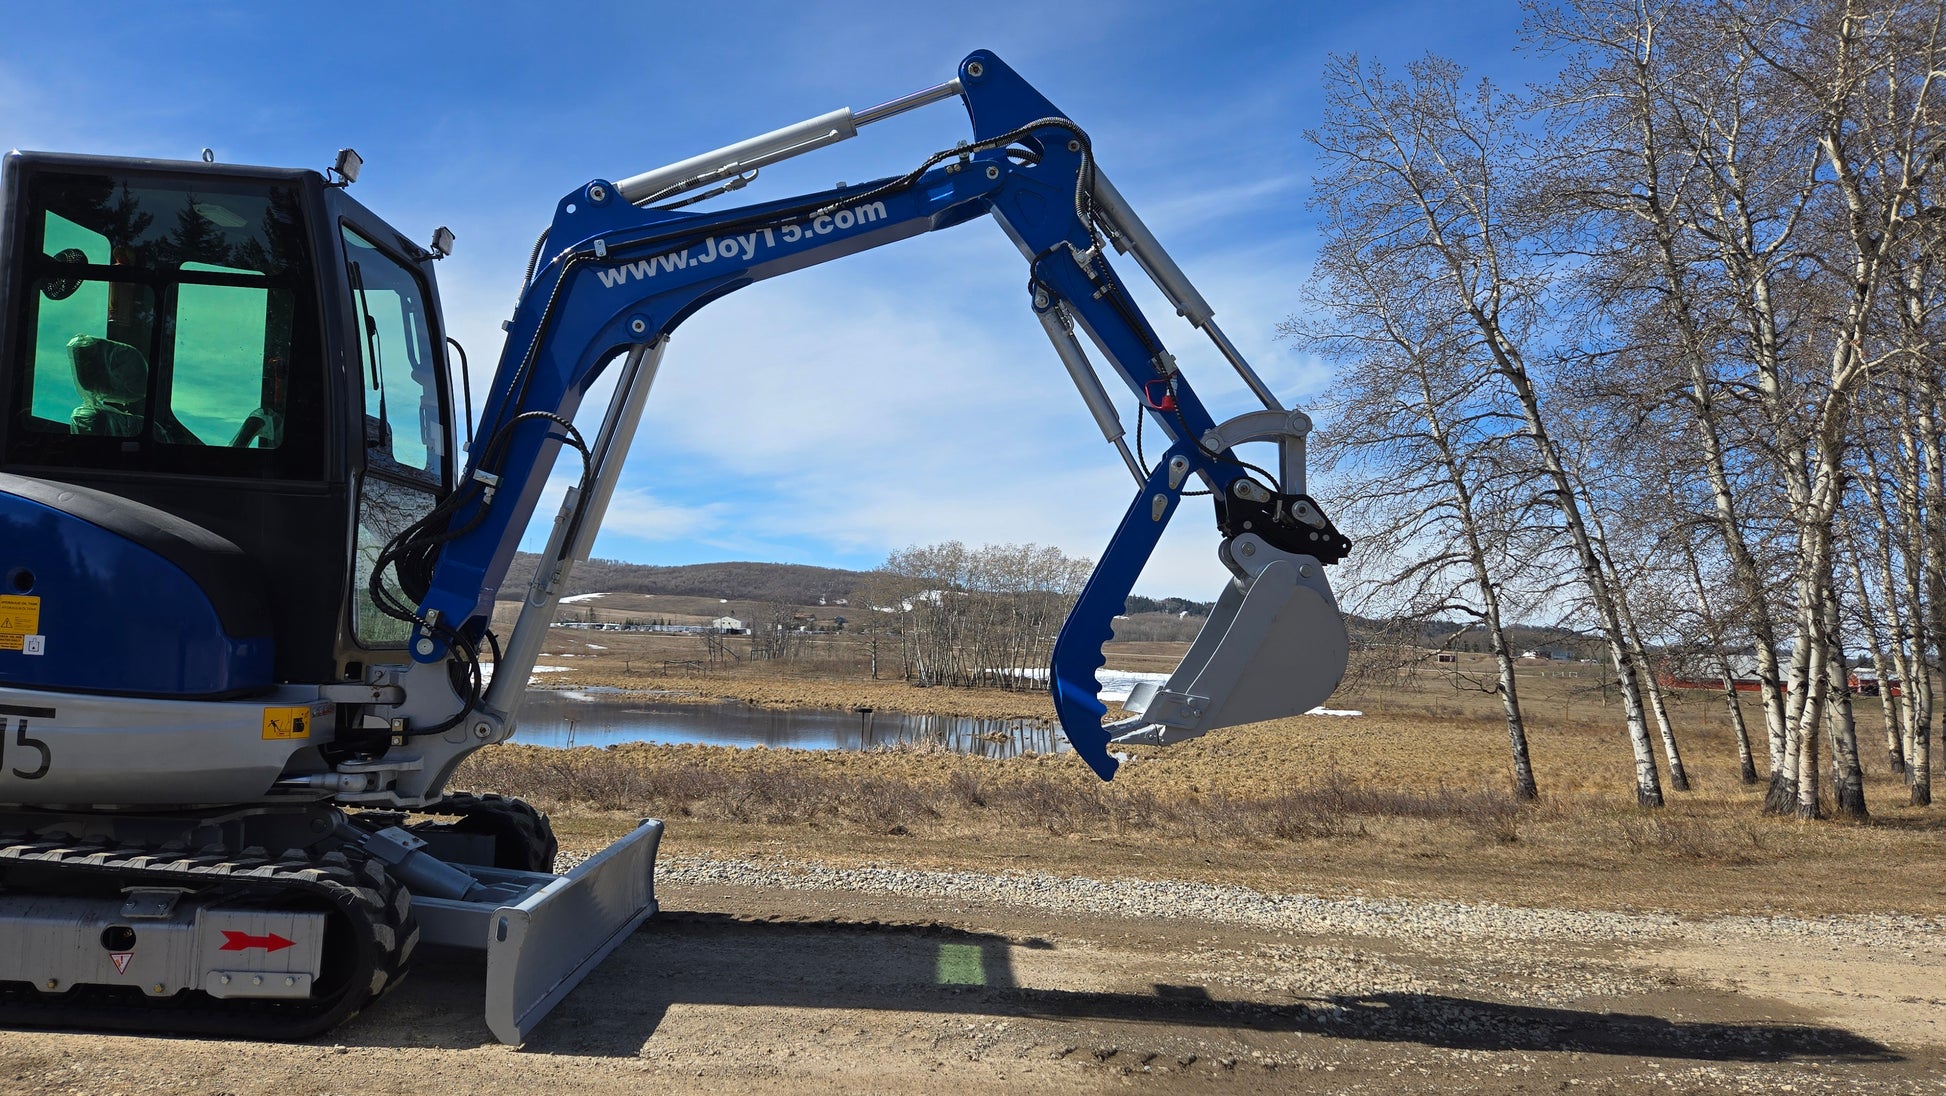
[0,595,39,652]
[262,703,329,741]
[110,952,133,975]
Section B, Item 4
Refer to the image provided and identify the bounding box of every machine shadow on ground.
[335,909,1900,1068]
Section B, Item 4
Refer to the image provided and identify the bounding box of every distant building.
[1523,647,1574,661]
[1847,668,1902,697]
[711,616,746,634]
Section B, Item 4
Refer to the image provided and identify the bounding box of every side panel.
[0,684,327,806]
[0,483,272,697]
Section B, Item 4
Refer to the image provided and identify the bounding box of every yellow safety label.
[262,704,325,741]
[0,596,37,633]
[0,596,40,651]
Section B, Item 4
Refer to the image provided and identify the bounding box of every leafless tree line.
[869,542,1093,690]
[747,599,812,661]
[1292,0,1945,817]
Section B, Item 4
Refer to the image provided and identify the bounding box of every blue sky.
[2,1,1540,598]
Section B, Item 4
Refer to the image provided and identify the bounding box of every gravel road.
[3,854,1942,1095]
[658,853,1946,950]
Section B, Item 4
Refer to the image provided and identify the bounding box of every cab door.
[335,220,451,650]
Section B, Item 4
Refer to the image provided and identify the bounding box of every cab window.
[342,225,443,484]
[5,172,324,478]
[342,224,445,646]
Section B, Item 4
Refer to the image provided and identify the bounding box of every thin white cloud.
[1108,173,1306,239]
[595,487,733,542]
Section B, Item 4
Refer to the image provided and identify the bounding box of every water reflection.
[512,690,1070,758]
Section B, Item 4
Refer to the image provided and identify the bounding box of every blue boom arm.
[398,51,1349,780]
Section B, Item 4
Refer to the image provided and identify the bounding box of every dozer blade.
[1050,441,1348,779]
[415,818,664,1044]
[485,818,663,1044]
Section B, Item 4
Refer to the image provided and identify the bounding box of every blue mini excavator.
[0,52,1349,1043]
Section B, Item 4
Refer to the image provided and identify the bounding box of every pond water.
[510,689,1071,759]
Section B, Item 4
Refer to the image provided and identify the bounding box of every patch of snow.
[477,664,574,685]
[553,688,622,702]
[993,667,1168,703]
[560,592,607,603]
[1095,670,1170,702]
[585,644,608,650]
[999,667,1359,713]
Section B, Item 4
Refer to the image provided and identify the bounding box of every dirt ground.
[2,869,1941,1096]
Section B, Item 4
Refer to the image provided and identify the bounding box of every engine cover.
[0,473,272,697]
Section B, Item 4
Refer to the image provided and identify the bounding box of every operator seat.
[66,334,199,443]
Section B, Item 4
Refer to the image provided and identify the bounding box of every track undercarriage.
[0,794,651,1043]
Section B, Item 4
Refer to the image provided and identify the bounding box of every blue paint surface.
[0,489,270,697]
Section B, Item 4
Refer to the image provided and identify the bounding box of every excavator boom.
[392,49,1351,783]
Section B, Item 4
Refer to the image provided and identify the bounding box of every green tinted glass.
[7,169,324,478]
[343,226,443,480]
[172,277,275,445]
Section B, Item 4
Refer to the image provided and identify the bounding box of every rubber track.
[364,792,558,873]
[435,792,558,873]
[0,835,419,1040]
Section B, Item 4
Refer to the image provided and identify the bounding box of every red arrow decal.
[219,930,295,953]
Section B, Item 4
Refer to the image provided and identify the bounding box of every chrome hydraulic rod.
[1199,321,1282,416]
[560,341,668,563]
[853,79,964,126]
[1090,171,1282,413]
[1036,304,1144,484]
[483,340,667,718]
[616,79,964,205]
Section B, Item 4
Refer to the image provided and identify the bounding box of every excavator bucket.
[1110,551,1348,745]
[1050,439,1349,780]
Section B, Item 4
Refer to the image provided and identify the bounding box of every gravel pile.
[641,854,1946,954]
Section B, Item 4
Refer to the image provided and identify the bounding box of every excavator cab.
[0,157,661,1045]
[0,152,456,696]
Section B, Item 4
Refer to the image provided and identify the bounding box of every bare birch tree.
[1292,224,1545,799]
[879,542,1090,690]
[1309,52,1667,805]
[1532,0,1945,817]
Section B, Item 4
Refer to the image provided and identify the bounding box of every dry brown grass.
[460,637,1946,917]
[462,705,1946,918]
